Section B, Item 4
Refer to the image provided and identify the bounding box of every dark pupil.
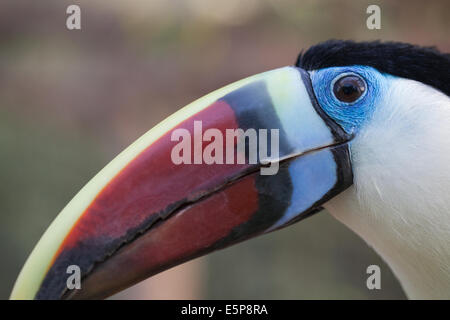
[333,75,365,103]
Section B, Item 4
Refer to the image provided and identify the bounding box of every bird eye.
[332,74,366,103]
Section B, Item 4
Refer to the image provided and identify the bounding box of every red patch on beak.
[57,100,250,255]
[68,174,259,299]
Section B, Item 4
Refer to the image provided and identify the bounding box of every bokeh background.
[1,0,449,299]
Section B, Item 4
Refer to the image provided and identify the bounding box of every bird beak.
[11,66,353,300]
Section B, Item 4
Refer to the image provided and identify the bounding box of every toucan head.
[11,40,450,299]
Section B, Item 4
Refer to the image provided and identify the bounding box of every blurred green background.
[1,0,449,299]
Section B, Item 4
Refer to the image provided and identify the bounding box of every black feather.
[297,40,450,96]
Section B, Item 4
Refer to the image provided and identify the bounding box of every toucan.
[10,40,450,300]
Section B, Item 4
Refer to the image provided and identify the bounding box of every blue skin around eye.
[310,66,389,134]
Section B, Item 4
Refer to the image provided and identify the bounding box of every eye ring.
[331,72,367,104]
